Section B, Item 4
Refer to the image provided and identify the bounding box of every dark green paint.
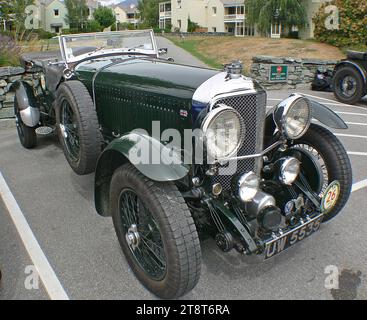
[211,199,258,253]
[104,132,190,181]
[75,58,218,140]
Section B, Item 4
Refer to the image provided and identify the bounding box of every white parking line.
[336,111,367,117]
[352,179,367,193]
[335,133,367,139]
[302,93,367,111]
[345,122,367,126]
[0,172,69,300]
[348,151,367,156]
[269,95,367,111]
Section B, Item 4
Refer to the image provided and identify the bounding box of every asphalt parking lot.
[1,40,367,300]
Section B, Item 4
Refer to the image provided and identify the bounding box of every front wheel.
[293,124,352,222]
[110,164,202,299]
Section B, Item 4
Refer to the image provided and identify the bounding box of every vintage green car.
[13,30,352,299]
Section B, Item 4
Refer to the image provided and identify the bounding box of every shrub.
[187,18,199,33]
[0,35,21,66]
[85,20,102,32]
[313,0,367,48]
[120,23,137,31]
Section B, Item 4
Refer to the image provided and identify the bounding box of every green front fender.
[94,132,190,216]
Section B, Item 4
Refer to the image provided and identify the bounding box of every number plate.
[264,215,323,260]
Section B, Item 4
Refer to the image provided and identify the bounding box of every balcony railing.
[126,18,140,24]
[224,14,245,21]
[159,11,172,18]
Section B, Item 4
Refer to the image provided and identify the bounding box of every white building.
[159,0,255,36]
[159,0,323,38]
[112,2,140,27]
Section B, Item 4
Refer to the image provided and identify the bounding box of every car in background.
[333,51,367,104]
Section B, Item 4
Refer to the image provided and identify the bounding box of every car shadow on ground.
[199,236,299,281]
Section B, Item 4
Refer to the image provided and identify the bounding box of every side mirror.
[158,48,168,55]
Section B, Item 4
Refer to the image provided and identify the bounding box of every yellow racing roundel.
[321,181,341,213]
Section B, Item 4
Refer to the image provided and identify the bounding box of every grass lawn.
[166,35,348,72]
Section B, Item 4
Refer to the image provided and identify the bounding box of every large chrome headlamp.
[273,94,311,140]
[201,105,244,160]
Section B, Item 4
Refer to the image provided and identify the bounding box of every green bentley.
[13,30,352,299]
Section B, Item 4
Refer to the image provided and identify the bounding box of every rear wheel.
[56,81,101,175]
[110,164,202,299]
[333,66,364,104]
[293,124,352,222]
[14,97,37,149]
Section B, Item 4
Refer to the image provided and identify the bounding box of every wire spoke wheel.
[118,189,167,281]
[333,66,364,104]
[339,75,357,98]
[60,100,80,162]
[110,164,201,299]
[292,124,352,222]
[292,143,329,197]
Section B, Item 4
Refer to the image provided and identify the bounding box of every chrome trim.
[19,106,40,127]
[192,72,258,105]
[237,171,259,202]
[244,191,276,217]
[201,104,245,159]
[279,157,301,185]
[216,140,286,165]
[273,94,311,140]
[59,29,158,65]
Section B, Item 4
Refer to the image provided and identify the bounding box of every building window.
[177,0,181,9]
[212,7,217,15]
[54,9,59,17]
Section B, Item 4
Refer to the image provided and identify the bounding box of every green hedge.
[313,0,367,48]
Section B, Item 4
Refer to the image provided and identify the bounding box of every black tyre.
[56,81,101,175]
[110,164,201,299]
[294,124,352,222]
[333,66,365,104]
[14,97,37,149]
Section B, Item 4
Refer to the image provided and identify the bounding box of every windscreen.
[61,30,156,62]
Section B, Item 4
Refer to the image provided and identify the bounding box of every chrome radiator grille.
[212,92,267,190]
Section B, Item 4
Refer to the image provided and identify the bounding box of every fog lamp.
[237,172,259,202]
[279,157,301,185]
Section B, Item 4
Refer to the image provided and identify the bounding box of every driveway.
[156,36,208,68]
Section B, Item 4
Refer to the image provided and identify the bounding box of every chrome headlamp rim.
[237,171,259,202]
[201,104,245,160]
[273,94,311,140]
[279,157,301,185]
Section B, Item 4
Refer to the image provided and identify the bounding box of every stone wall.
[250,56,337,90]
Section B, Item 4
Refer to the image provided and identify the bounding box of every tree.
[313,0,367,47]
[0,0,34,34]
[187,17,199,32]
[65,0,89,31]
[137,0,159,28]
[246,0,307,36]
[93,6,116,29]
